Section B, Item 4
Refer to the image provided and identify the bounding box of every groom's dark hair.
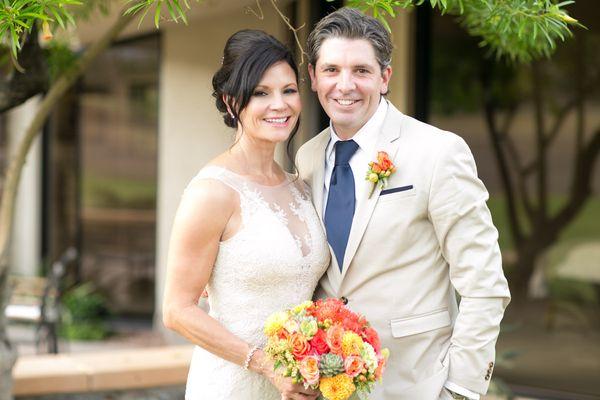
[307,7,393,73]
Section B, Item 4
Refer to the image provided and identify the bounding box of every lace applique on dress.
[184,165,330,400]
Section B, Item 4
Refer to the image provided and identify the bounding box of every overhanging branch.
[0,11,135,271]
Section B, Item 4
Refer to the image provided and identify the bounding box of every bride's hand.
[250,350,320,400]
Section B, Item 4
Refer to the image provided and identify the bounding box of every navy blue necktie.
[324,140,359,270]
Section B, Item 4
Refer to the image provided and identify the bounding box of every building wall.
[7,97,42,277]
[387,9,414,115]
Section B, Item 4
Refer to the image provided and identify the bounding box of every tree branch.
[532,62,548,221]
[496,108,536,221]
[544,96,578,148]
[482,64,523,244]
[0,10,135,272]
[549,127,600,236]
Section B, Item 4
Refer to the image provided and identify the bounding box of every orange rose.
[377,151,393,171]
[376,151,387,163]
[326,324,344,355]
[289,332,310,359]
[299,355,320,385]
[381,159,391,171]
[371,163,382,174]
[344,355,364,378]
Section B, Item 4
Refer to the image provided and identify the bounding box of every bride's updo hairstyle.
[212,30,299,130]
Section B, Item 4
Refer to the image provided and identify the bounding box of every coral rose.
[362,327,381,353]
[289,332,311,359]
[326,324,344,355]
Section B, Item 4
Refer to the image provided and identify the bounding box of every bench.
[6,247,78,353]
[12,345,193,396]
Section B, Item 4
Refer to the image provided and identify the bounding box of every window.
[78,34,159,316]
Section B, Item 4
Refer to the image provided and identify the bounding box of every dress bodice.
[185,165,330,400]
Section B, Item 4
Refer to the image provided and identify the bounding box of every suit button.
[340,296,348,305]
[489,362,494,368]
[485,374,491,381]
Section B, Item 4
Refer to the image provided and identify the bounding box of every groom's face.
[309,37,391,139]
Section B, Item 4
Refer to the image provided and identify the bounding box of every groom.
[296,8,511,400]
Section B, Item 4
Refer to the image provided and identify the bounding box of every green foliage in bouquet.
[60,282,111,340]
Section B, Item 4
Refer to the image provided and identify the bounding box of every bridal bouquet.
[264,298,389,400]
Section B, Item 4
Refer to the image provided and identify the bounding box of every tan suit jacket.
[296,103,511,399]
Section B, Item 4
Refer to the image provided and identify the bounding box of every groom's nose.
[337,70,356,92]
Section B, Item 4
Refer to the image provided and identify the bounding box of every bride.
[162,30,330,400]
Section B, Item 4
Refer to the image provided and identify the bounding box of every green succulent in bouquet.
[319,353,345,377]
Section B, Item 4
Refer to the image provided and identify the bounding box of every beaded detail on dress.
[184,166,330,400]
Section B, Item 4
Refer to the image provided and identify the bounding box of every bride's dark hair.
[212,29,299,130]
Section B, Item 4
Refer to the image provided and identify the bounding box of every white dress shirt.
[323,99,388,214]
[321,98,479,400]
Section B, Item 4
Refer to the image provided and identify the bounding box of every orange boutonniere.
[366,151,396,198]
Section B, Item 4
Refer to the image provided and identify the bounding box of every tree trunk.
[510,238,548,300]
[0,266,17,400]
[0,11,134,399]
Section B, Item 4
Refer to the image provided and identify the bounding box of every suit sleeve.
[428,134,511,395]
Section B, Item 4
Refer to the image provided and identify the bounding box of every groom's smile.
[309,37,391,140]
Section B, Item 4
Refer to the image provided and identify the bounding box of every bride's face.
[238,61,301,144]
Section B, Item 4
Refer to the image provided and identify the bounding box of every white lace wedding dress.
[184,166,330,400]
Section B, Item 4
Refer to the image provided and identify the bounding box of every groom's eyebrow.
[320,63,338,69]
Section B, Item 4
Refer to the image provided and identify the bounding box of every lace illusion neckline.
[205,165,291,188]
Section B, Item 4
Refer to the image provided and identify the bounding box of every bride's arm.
[162,178,318,399]
[162,178,249,365]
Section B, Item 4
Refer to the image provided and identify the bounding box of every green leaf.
[378,14,392,32]
[172,0,187,24]
[378,2,394,15]
[49,6,66,29]
[154,2,161,28]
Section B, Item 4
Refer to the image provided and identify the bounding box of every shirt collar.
[326,98,389,161]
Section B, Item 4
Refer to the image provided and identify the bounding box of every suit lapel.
[310,130,330,222]
[340,104,406,279]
